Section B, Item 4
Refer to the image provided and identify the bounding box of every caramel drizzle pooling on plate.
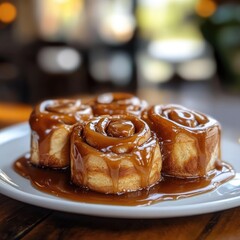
[14,155,235,206]
[91,92,148,117]
[144,104,221,176]
[71,115,159,193]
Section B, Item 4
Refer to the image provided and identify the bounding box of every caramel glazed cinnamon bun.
[29,99,93,168]
[71,115,162,194]
[143,104,221,178]
[90,92,148,117]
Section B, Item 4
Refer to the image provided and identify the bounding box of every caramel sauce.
[29,99,93,168]
[106,120,135,138]
[144,104,222,177]
[72,115,159,194]
[14,155,235,206]
[91,92,148,117]
[30,99,93,142]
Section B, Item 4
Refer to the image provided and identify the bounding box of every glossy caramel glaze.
[143,104,221,177]
[70,115,162,194]
[29,99,93,168]
[30,99,93,141]
[90,92,148,117]
[14,155,235,206]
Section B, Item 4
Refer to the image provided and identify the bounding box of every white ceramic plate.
[0,123,240,219]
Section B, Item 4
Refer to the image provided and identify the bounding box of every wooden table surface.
[0,85,240,240]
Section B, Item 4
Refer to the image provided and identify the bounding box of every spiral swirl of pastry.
[29,99,93,168]
[91,92,148,117]
[70,115,162,194]
[160,105,210,128]
[143,104,221,178]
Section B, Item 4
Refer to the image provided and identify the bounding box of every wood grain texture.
[22,212,214,240]
[0,195,51,240]
[0,197,25,222]
[204,207,240,240]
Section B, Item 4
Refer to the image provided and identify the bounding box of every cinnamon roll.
[70,115,162,194]
[29,99,93,168]
[91,92,148,117]
[143,104,221,178]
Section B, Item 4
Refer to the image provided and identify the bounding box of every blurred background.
[0,0,240,105]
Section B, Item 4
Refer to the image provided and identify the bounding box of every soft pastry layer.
[29,99,93,168]
[90,92,148,117]
[143,104,221,178]
[70,115,162,194]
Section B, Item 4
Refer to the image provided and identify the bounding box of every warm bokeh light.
[137,0,200,40]
[195,0,217,18]
[177,58,216,81]
[0,2,17,23]
[37,0,84,39]
[148,39,206,62]
[99,15,135,44]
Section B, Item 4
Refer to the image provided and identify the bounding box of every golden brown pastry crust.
[70,115,162,194]
[142,104,221,178]
[29,99,93,168]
